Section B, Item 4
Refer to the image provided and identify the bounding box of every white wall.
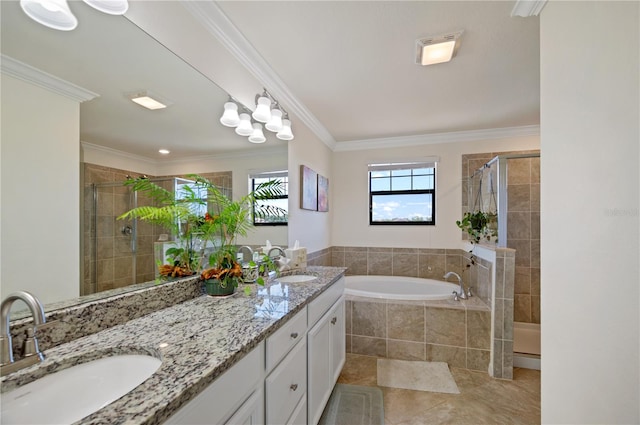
[1,75,80,304]
[331,135,539,248]
[540,2,639,423]
[287,119,333,253]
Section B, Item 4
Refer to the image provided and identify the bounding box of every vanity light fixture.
[19,0,78,31]
[19,0,128,31]
[415,30,463,66]
[128,91,170,110]
[82,0,129,15]
[220,88,294,143]
[248,123,266,144]
[220,97,240,127]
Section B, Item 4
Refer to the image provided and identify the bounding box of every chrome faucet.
[443,271,467,300]
[267,246,286,259]
[238,245,254,263]
[1,291,47,376]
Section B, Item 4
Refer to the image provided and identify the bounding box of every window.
[369,161,436,225]
[251,171,288,225]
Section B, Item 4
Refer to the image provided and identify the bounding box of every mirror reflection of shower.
[85,173,231,296]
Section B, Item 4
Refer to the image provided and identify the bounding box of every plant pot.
[204,278,236,296]
[242,264,259,283]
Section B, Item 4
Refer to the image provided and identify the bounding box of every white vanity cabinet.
[307,280,346,425]
[166,342,265,425]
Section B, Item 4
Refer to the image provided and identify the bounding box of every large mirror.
[1,0,288,313]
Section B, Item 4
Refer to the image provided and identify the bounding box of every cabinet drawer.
[308,277,344,326]
[265,339,307,425]
[287,395,307,425]
[266,306,307,372]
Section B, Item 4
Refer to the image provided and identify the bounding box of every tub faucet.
[443,271,467,300]
[1,291,47,376]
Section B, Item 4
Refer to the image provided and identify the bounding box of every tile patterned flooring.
[337,353,541,425]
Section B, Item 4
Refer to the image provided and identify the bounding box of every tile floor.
[337,353,541,425]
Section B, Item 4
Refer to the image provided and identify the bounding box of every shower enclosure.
[467,153,541,364]
[85,177,201,296]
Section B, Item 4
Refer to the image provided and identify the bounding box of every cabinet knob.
[290,384,298,391]
[331,317,337,325]
[290,332,298,339]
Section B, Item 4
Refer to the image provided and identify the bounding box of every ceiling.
[215,0,540,148]
[1,1,540,159]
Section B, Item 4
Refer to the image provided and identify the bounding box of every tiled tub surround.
[345,295,491,372]
[310,244,515,378]
[1,266,346,424]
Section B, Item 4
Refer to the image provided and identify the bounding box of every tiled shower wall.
[461,151,540,325]
[82,163,232,295]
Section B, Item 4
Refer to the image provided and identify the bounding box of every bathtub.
[344,275,459,301]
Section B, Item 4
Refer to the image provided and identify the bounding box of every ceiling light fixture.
[128,91,170,110]
[159,149,170,155]
[19,0,128,31]
[219,88,294,143]
[415,30,463,66]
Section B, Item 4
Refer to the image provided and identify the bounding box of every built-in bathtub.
[344,275,458,301]
[343,275,492,372]
[513,322,541,370]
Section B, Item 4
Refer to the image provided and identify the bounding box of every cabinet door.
[225,387,264,425]
[329,298,346,384]
[307,310,332,425]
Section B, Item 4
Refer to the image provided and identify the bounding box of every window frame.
[250,171,288,226]
[368,162,436,226]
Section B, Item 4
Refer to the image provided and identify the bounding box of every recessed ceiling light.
[158,149,170,155]
[127,91,171,110]
[415,31,463,66]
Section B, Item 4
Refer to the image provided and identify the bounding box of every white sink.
[278,274,318,283]
[2,354,161,424]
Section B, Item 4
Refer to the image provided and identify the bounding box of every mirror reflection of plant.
[118,177,206,277]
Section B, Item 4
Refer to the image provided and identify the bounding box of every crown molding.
[81,141,287,166]
[181,1,336,150]
[511,0,548,17]
[1,54,99,102]
[333,125,540,152]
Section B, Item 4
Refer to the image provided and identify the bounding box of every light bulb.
[20,0,77,31]
[248,123,266,144]
[252,96,272,123]
[265,109,283,132]
[276,119,294,141]
[235,113,253,136]
[82,0,129,15]
[220,102,240,127]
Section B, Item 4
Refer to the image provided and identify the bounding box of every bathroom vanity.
[0,266,346,425]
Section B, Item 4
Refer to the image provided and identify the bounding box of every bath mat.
[377,359,460,394]
[318,384,384,425]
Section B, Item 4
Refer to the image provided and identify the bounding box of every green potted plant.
[185,174,286,295]
[456,210,498,244]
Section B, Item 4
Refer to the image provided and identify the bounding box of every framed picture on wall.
[317,175,329,212]
[300,165,318,211]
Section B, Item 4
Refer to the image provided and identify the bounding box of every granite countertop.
[1,266,347,425]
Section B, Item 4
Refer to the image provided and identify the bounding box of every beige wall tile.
[426,307,465,346]
[427,344,466,368]
[507,184,531,212]
[467,310,491,350]
[514,295,531,323]
[351,336,387,357]
[368,252,392,275]
[467,348,490,372]
[392,252,419,277]
[388,340,425,361]
[507,212,531,240]
[515,267,531,295]
[507,158,531,184]
[418,254,446,279]
[387,304,425,342]
[345,251,368,275]
[352,301,387,338]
